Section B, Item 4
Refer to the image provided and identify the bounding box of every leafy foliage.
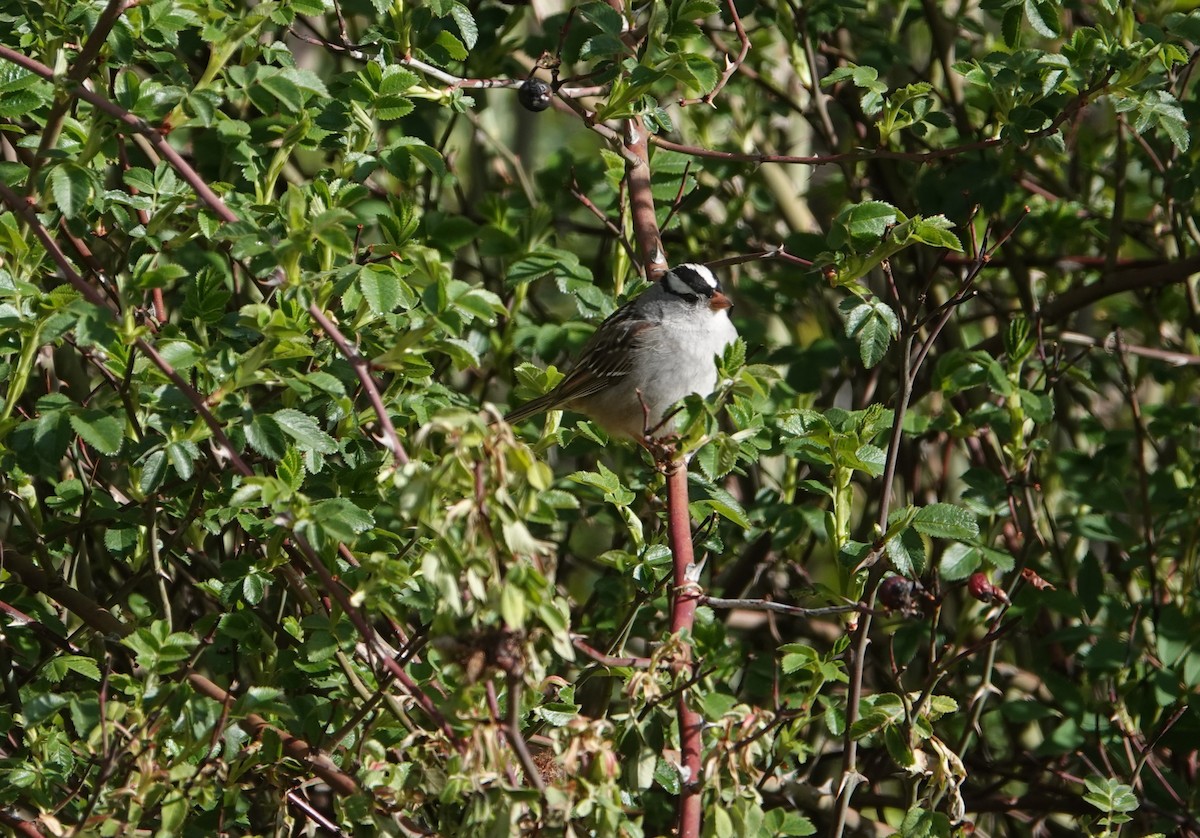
[1,0,1198,836]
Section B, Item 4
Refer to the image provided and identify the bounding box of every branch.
[0,179,252,476]
[624,118,667,277]
[678,0,749,107]
[25,0,141,190]
[970,253,1200,359]
[666,462,704,838]
[0,546,362,797]
[503,674,547,793]
[308,304,410,466]
[0,45,238,224]
[702,596,864,618]
[1056,330,1200,366]
[649,133,1002,167]
[572,636,652,668]
[287,535,463,749]
[651,76,1110,168]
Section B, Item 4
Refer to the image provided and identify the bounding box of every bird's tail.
[503,392,563,425]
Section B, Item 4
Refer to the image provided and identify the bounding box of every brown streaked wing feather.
[547,313,656,405]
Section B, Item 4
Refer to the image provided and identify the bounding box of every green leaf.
[1083,776,1139,813]
[48,163,93,219]
[1115,89,1191,153]
[886,527,926,577]
[273,409,338,454]
[449,3,478,49]
[43,654,101,683]
[433,30,468,61]
[829,201,900,250]
[939,543,980,581]
[763,809,816,836]
[69,409,123,455]
[508,248,591,286]
[359,265,411,314]
[654,757,682,793]
[910,216,963,251]
[839,298,898,368]
[1024,0,1060,37]
[689,478,751,529]
[259,71,304,112]
[311,498,375,545]
[912,504,979,541]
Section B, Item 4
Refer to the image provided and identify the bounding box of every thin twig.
[572,636,652,668]
[504,674,547,792]
[1055,331,1200,365]
[679,0,749,107]
[652,77,1111,168]
[24,0,140,191]
[569,172,639,263]
[0,179,252,475]
[702,596,864,618]
[0,546,363,797]
[308,304,409,466]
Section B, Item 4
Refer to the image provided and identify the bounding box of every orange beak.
[709,290,733,311]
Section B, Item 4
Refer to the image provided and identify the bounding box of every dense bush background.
[1,0,1198,835]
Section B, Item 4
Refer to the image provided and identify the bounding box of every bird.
[504,263,739,439]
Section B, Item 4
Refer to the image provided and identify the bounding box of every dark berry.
[968,572,1009,604]
[878,575,916,612]
[518,78,553,112]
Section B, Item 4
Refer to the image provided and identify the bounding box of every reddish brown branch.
[0,45,237,224]
[624,118,667,278]
[25,0,141,190]
[572,636,652,668]
[679,0,749,107]
[0,546,362,797]
[286,536,463,749]
[666,462,703,838]
[308,304,409,466]
[503,674,547,793]
[0,178,252,477]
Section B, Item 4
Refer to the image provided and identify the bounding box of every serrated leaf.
[829,201,899,249]
[246,414,288,459]
[312,498,374,544]
[885,527,926,577]
[259,72,303,112]
[376,95,414,120]
[690,482,751,529]
[139,449,167,493]
[69,410,123,455]
[449,3,478,49]
[273,408,337,454]
[1024,0,1059,37]
[939,543,980,581]
[912,504,979,541]
[48,163,93,219]
[359,265,406,314]
[840,298,898,368]
[911,216,964,251]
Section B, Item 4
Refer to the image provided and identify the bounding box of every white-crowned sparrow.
[505,264,738,438]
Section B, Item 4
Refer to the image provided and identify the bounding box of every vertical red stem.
[624,118,668,279]
[667,460,702,837]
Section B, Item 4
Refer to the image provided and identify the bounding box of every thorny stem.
[308,303,410,466]
[625,118,667,278]
[0,547,363,798]
[504,675,547,793]
[666,459,704,838]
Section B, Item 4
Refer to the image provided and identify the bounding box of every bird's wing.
[505,307,657,422]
